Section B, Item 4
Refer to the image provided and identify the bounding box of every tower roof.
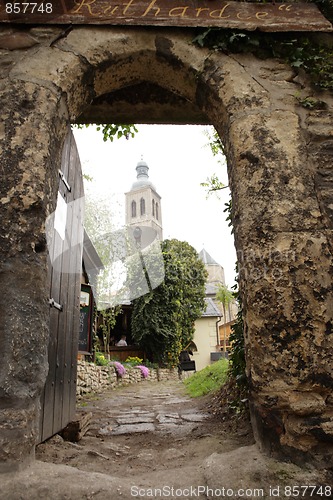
[199,248,219,265]
[201,297,222,317]
[131,159,156,191]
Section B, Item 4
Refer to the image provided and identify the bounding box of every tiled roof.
[201,297,222,317]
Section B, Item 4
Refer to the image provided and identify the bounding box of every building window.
[155,202,159,220]
[131,200,137,218]
[152,199,155,217]
[140,197,145,216]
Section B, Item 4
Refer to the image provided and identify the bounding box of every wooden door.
[39,129,84,443]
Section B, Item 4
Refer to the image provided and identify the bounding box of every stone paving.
[84,381,210,438]
[2,380,325,500]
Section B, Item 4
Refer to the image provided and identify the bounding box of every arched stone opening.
[0,26,332,472]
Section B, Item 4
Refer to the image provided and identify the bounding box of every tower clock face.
[138,168,145,175]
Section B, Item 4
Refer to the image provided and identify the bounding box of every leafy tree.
[84,193,128,308]
[73,123,138,142]
[201,173,227,198]
[99,305,122,357]
[130,239,207,367]
[200,128,228,198]
[84,193,125,356]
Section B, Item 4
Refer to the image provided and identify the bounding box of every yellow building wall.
[192,317,220,372]
[218,322,236,352]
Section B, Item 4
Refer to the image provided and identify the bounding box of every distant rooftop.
[130,159,156,191]
[205,282,219,296]
[199,248,219,266]
[201,297,222,317]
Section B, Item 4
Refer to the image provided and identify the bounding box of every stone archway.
[0,26,332,472]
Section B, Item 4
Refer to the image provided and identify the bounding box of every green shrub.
[125,356,144,366]
[95,352,109,366]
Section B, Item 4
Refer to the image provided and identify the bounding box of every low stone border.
[76,361,180,397]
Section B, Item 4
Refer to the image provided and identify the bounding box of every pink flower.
[113,361,126,377]
[136,365,149,379]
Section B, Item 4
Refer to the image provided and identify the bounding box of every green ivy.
[193,1,333,92]
[295,93,327,109]
[312,0,333,22]
[229,284,247,388]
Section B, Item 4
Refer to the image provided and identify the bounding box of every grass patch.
[183,359,229,397]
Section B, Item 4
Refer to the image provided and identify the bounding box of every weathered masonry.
[0,21,332,472]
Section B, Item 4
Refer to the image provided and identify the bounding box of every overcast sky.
[73,124,237,287]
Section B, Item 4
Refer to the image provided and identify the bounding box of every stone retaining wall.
[76,361,180,397]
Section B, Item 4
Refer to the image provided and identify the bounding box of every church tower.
[125,159,163,243]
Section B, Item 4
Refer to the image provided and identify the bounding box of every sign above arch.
[0,1,332,31]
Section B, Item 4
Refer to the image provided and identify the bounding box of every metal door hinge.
[58,169,71,192]
[49,298,63,311]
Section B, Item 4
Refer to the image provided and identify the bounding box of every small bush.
[144,360,159,369]
[95,352,109,366]
[125,356,144,366]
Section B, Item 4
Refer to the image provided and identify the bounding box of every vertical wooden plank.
[39,246,64,439]
[61,132,84,427]
[69,149,84,420]
[51,145,72,436]
[39,128,84,442]
[58,132,75,430]
[70,132,84,421]
[40,132,71,442]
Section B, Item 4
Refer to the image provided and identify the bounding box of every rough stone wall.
[211,55,333,466]
[77,361,118,396]
[0,24,332,471]
[76,361,174,396]
[0,47,69,470]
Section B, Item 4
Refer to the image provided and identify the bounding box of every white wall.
[192,317,220,372]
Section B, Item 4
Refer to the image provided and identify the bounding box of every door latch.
[49,298,63,311]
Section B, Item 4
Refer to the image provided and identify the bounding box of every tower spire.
[125,158,163,241]
[136,158,149,181]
